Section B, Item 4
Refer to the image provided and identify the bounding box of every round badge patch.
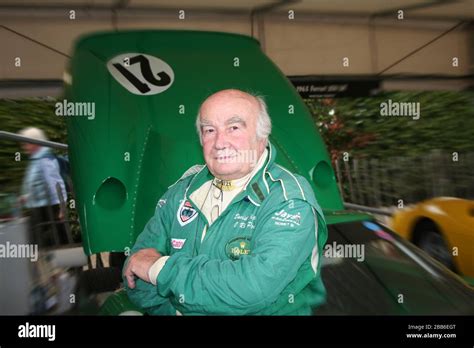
[225,237,251,261]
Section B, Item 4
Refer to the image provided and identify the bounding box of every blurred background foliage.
[305,91,474,162]
[305,90,474,204]
[1,91,473,195]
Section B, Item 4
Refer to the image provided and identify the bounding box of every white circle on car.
[107,53,174,95]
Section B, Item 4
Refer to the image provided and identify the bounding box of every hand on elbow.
[124,248,162,289]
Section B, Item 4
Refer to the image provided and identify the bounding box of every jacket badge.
[177,200,198,226]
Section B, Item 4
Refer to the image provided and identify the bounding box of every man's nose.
[214,130,229,149]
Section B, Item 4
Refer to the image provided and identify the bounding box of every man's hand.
[124,248,162,289]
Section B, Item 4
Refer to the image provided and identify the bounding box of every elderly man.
[19,127,67,246]
[124,89,327,315]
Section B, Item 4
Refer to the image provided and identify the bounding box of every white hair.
[255,96,272,140]
[195,92,272,145]
[19,127,48,141]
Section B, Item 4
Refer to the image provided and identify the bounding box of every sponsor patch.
[271,209,301,227]
[225,237,251,260]
[177,200,198,226]
[171,238,186,250]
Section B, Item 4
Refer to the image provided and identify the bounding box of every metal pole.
[0,131,68,150]
[343,202,392,216]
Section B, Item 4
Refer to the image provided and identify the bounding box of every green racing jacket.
[124,142,328,315]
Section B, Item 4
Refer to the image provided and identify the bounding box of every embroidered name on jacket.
[233,213,256,229]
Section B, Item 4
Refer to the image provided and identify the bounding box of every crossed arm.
[124,199,319,315]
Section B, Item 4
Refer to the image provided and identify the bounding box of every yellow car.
[390,197,474,279]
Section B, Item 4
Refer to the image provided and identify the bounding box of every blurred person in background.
[18,127,67,247]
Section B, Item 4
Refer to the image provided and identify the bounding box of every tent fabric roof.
[0,0,472,20]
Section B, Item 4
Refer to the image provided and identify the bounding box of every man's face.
[199,91,266,180]
[21,143,39,155]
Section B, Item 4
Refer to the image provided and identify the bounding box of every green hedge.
[1,91,473,195]
[305,91,474,160]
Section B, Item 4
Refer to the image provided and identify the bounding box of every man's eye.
[203,128,214,134]
[229,125,239,131]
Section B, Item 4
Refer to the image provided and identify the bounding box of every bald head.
[196,89,271,180]
[201,89,260,115]
[196,89,271,144]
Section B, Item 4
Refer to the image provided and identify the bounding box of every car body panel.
[315,218,474,315]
